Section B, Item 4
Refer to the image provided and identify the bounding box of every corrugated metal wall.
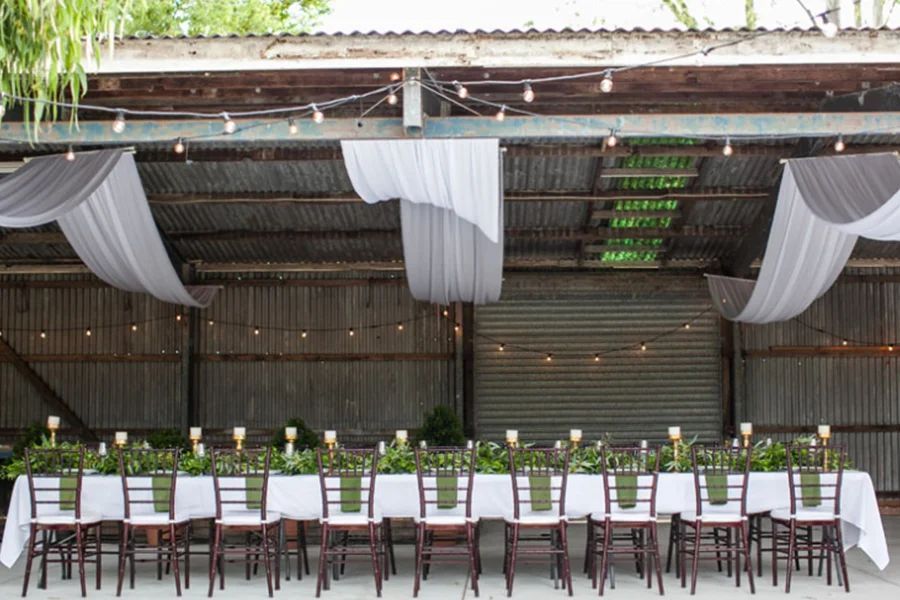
[739,271,900,493]
[0,274,455,439]
[474,274,722,443]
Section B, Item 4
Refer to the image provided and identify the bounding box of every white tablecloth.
[2,472,888,570]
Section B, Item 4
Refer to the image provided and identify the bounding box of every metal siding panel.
[474,279,721,443]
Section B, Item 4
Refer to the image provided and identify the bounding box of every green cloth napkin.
[152,476,172,513]
[800,472,822,508]
[246,475,263,510]
[616,474,638,509]
[706,474,729,506]
[340,476,362,512]
[436,475,458,509]
[528,475,552,511]
[59,476,77,511]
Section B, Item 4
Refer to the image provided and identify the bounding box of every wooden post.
[720,316,736,439]
[462,303,475,438]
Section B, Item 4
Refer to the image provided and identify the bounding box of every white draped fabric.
[0,150,217,307]
[341,139,503,304]
[707,154,900,323]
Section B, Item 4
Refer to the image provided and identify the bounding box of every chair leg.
[559,523,573,597]
[689,525,701,595]
[116,523,129,597]
[261,525,274,598]
[315,524,328,598]
[39,530,49,590]
[300,521,310,575]
[650,522,665,596]
[785,521,797,594]
[467,523,480,597]
[666,514,679,575]
[21,524,37,597]
[185,523,192,590]
[679,520,687,589]
[771,519,779,587]
[208,524,221,598]
[368,523,383,597]
[598,521,612,596]
[75,526,87,598]
[507,523,520,597]
[412,524,424,597]
[169,524,183,597]
[833,521,850,592]
[94,524,102,591]
[741,521,755,594]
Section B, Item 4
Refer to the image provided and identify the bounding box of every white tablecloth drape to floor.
[1,472,888,570]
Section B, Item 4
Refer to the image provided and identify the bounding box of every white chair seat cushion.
[681,510,746,523]
[506,515,567,526]
[414,515,473,526]
[127,514,191,526]
[321,513,381,526]
[770,507,838,522]
[593,511,655,523]
[217,510,281,526]
[35,512,102,525]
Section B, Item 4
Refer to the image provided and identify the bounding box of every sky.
[314,0,898,33]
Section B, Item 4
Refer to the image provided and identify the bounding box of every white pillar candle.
[98,442,107,456]
[324,430,337,444]
[554,440,562,449]
[395,429,408,443]
[285,427,298,439]
[115,431,128,444]
[285,442,295,456]
[377,441,386,455]
[817,424,831,437]
[466,440,474,450]
[197,443,206,457]
[233,427,246,439]
[640,439,648,449]
[505,430,518,444]
[740,422,753,435]
[668,426,681,438]
[47,415,61,428]
[732,438,740,448]
[190,427,202,438]
[569,429,582,442]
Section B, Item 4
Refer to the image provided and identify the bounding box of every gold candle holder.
[740,422,753,449]
[233,427,246,452]
[47,416,60,448]
[284,427,297,456]
[818,424,831,472]
[668,426,682,462]
[114,431,128,449]
[395,429,408,446]
[190,427,202,454]
[324,430,337,474]
[569,429,582,449]
[505,429,519,449]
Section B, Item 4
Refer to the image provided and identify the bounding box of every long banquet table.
[1,472,889,570]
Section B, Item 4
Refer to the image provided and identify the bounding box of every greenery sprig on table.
[2,434,851,480]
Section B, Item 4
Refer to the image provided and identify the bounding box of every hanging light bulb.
[640,342,647,351]
[683,322,691,330]
[820,14,839,38]
[545,353,553,362]
[841,339,848,346]
[40,330,47,339]
[207,319,214,326]
[453,81,468,99]
[606,129,618,148]
[397,322,404,331]
[834,134,846,153]
[65,146,76,161]
[442,309,449,317]
[722,137,734,157]
[495,105,507,122]
[253,326,260,335]
[499,343,505,352]
[889,344,895,352]
[175,314,182,322]
[85,327,92,337]
[454,323,461,333]
[387,91,399,105]
[173,138,185,154]
[390,72,401,82]
[311,105,325,123]
[112,110,126,133]
[222,112,236,134]
[288,118,298,134]
[600,71,614,94]
[522,81,535,103]
[348,328,355,337]
[130,323,138,332]
[594,354,600,362]
[301,329,308,338]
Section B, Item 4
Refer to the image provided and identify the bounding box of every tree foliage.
[125,0,331,37]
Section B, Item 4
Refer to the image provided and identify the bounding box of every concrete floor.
[2,517,897,599]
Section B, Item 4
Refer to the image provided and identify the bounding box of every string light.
[311,105,325,123]
[495,104,507,122]
[222,112,236,134]
[348,327,354,337]
[722,137,734,157]
[454,323,461,333]
[287,118,298,134]
[301,329,308,338]
[112,110,126,133]
[173,138,185,154]
[522,82,535,103]
[85,327,92,337]
[640,342,647,351]
[606,129,618,148]
[453,81,468,99]
[40,330,46,339]
[889,344,894,352]
[683,322,691,330]
[842,339,848,346]
[65,146,75,161]
[207,319,214,326]
[820,13,839,38]
[594,354,600,362]
[387,91,399,105]
[253,326,260,335]
[397,322,404,331]
[600,71,614,93]
[130,323,138,332]
[390,72,401,82]
[442,309,449,317]
[545,353,553,362]
[834,134,846,153]
[175,314,182,322]
[499,343,505,351]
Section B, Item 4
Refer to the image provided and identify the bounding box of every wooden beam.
[0,337,98,441]
[3,112,897,143]
[0,354,181,363]
[745,345,899,357]
[194,353,453,362]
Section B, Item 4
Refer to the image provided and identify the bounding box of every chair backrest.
[690,445,750,516]
[507,446,569,520]
[415,446,476,520]
[24,447,86,520]
[317,447,378,520]
[600,445,660,517]
[117,447,180,520]
[210,447,272,521]
[786,443,844,516]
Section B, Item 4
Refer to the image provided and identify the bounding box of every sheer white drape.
[707,154,900,323]
[341,139,503,304]
[0,150,218,307]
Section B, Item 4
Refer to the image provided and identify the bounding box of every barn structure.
[0,26,899,499]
